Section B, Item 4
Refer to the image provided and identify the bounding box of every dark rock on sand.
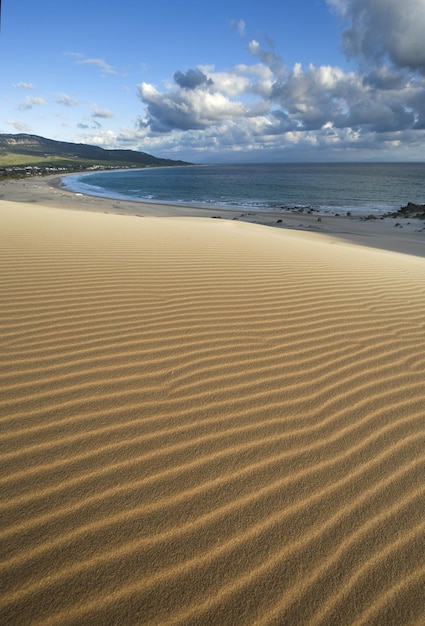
[385,202,425,219]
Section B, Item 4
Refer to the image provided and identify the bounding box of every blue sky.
[2,0,425,162]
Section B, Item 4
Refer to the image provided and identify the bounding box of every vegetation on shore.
[0,133,191,180]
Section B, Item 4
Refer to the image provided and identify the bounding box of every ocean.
[61,162,425,216]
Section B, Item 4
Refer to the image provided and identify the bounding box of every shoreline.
[0,172,424,257]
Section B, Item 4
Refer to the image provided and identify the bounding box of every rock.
[384,202,425,219]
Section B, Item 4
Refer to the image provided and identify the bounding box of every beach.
[1,177,425,625]
[2,173,425,256]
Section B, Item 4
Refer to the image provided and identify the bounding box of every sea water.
[61,162,425,216]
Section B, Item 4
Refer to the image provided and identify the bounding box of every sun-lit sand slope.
[1,200,425,626]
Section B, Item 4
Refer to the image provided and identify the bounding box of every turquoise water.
[61,162,425,216]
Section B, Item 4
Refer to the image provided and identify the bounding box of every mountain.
[0,133,191,173]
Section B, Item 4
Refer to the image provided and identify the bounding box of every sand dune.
[1,199,425,625]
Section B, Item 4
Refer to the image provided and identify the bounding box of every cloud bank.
[128,0,425,160]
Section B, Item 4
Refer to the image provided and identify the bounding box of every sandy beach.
[1,173,425,256]
[1,177,425,625]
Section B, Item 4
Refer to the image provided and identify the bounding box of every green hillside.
[0,133,191,178]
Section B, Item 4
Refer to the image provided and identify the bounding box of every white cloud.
[79,57,117,75]
[56,93,79,106]
[326,0,348,16]
[200,64,273,99]
[138,77,247,132]
[91,107,114,118]
[77,128,118,146]
[231,19,246,37]
[6,120,32,132]
[126,8,425,162]
[17,96,46,111]
[65,52,117,75]
[13,82,34,90]
[70,7,425,162]
[64,51,84,59]
[247,39,286,80]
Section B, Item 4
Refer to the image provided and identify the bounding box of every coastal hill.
[0,133,190,178]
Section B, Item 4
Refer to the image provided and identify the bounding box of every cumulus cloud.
[115,5,424,160]
[362,66,411,91]
[267,59,424,136]
[173,68,213,90]
[78,129,117,146]
[328,0,425,72]
[247,39,286,80]
[138,73,247,132]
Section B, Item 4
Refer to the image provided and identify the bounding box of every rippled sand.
[1,199,425,625]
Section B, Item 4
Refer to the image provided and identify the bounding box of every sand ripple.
[1,202,425,625]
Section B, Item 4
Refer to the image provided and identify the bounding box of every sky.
[2,0,425,163]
